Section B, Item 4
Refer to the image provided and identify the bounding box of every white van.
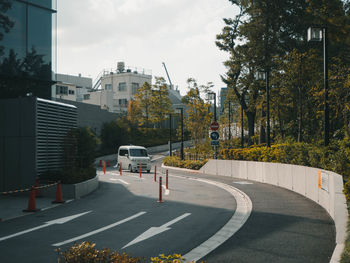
[117,145,151,173]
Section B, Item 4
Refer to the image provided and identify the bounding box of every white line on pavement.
[0,211,91,242]
[52,211,146,247]
[122,213,190,249]
[169,174,252,263]
[110,178,130,185]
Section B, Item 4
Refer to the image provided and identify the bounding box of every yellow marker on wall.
[318,170,321,188]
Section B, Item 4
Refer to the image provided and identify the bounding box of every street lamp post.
[208,92,217,122]
[228,101,231,141]
[255,71,271,147]
[169,114,172,156]
[176,108,184,160]
[240,95,244,148]
[307,26,329,146]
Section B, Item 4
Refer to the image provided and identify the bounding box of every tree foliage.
[218,0,350,144]
[181,78,213,148]
[128,77,172,127]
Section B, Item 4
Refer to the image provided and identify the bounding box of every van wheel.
[129,164,133,173]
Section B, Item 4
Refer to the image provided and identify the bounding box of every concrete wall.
[201,160,348,262]
[57,99,119,135]
[42,175,99,199]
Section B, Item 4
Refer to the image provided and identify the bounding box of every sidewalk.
[0,193,60,222]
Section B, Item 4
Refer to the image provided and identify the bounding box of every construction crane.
[162,62,173,89]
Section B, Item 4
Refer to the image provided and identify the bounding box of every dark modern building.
[0,0,57,99]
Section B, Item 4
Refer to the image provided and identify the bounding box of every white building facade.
[89,63,152,114]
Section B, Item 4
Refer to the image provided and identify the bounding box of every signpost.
[209,122,219,158]
[210,121,219,131]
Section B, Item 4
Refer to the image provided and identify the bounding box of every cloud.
[57,0,238,94]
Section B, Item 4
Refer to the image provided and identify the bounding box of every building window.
[119,99,128,105]
[118,82,126,91]
[69,90,75,95]
[56,85,68,95]
[105,84,112,90]
[132,83,139,94]
[84,94,90,100]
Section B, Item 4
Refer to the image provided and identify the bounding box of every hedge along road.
[158,160,336,263]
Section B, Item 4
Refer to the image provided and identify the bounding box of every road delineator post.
[158,176,163,203]
[23,186,40,212]
[52,181,65,204]
[102,160,106,174]
[139,163,142,178]
[166,170,169,190]
[154,166,157,182]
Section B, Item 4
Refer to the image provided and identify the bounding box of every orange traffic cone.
[52,181,65,203]
[23,187,40,212]
[34,177,42,198]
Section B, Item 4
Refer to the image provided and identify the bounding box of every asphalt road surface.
[0,154,335,263]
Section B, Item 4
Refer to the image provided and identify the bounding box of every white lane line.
[52,211,146,247]
[122,213,191,249]
[162,185,170,195]
[0,211,91,242]
[110,178,130,185]
[151,156,164,162]
[170,174,252,263]
[233,181,253,185]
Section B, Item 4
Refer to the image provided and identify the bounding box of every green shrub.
[163,156,207,170]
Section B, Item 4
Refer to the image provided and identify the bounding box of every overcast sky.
[57,0,238,95]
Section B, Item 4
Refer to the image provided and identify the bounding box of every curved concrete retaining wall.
[200,160,348,263]
[42,175,99,199]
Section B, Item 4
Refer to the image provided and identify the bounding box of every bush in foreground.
[56,241,200,263]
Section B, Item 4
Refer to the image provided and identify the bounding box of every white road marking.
[122,213,191,249]
[162,185,170,195]
[151,156,164,162]
[0,211,91,242]
[168,174,252,263]
[110,178,130,185]
[233,181,253,185]
[52,211,146,247]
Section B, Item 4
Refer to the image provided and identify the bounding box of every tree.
[132,82,153,127]
[218,0,350,144]
[181,78,213,148]
[150,77,172,127]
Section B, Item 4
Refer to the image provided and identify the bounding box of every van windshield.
[129,149,148,157]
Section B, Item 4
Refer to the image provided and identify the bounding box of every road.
[0,153,335,262]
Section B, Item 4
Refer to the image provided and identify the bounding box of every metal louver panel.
[36,98,77,174]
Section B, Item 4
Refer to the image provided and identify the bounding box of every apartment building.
[53,73,93,102]
[89,62,152,114]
